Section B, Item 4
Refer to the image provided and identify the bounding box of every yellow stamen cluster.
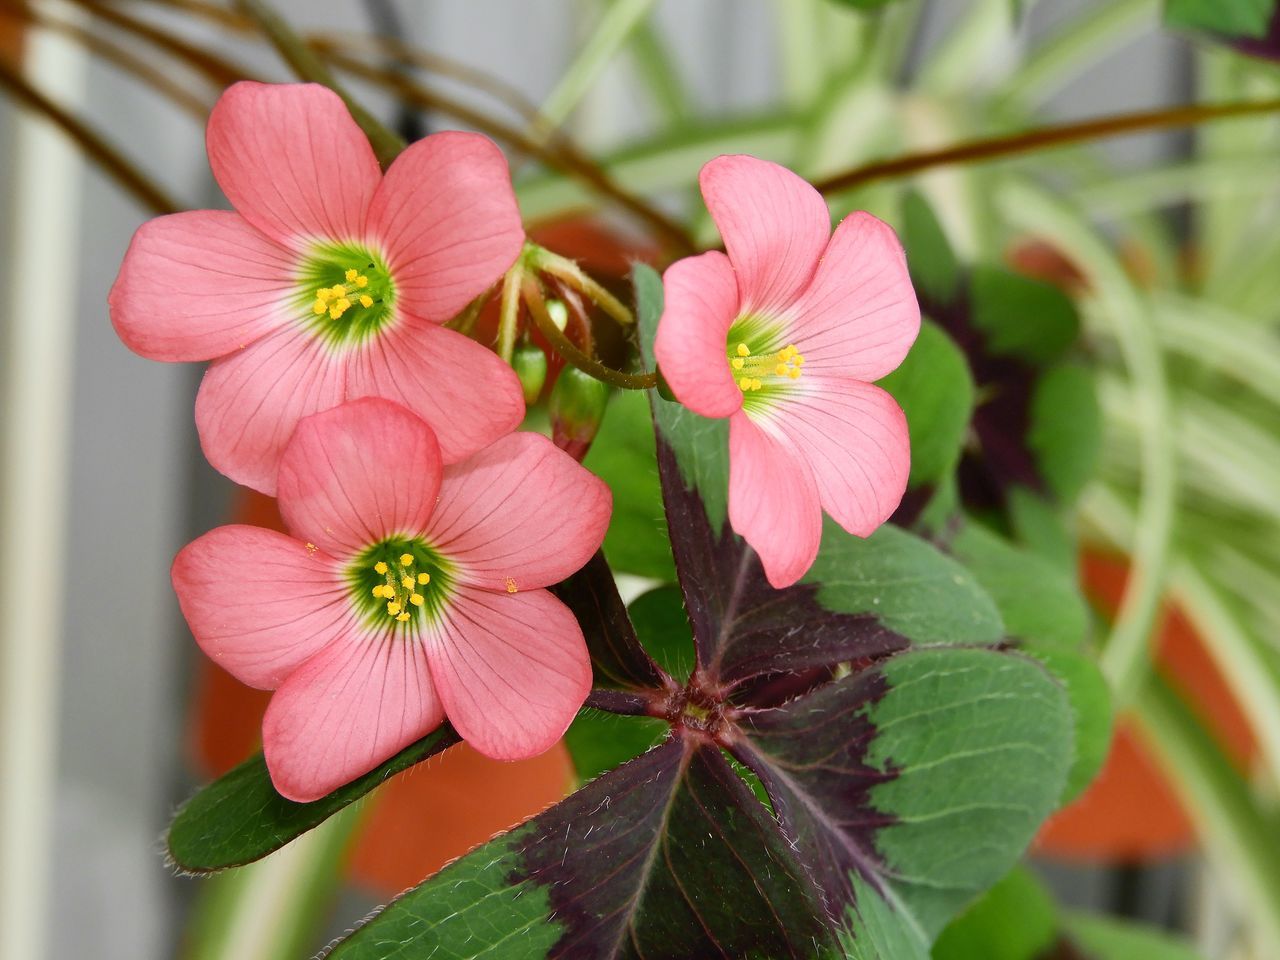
[370,553,430,622]
[730,342,805,392]
[313,268,374,320]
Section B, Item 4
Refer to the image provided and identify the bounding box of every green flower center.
[725,315,804,407]
[297,241,396,346]
[347,537,454,630]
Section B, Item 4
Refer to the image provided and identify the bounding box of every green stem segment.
[497,260,525,365]
[234,0,405,168]
[522,275,655,391]
[524,243,635,327]
[816,97,1280,195]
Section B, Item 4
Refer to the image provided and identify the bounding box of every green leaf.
[1033,647,1112,805]
[859,649,1073,935]
[563,709,666,782]
[582,388,675,580]
[1028,362,1101,502]
[969,265,1079,365]
[932,867,1058,960]
[902,191,961,304]
[167,726,458,873]
[1165,0,1273,39]
[879,320,976,487]
[806,521,1004,647]
[1065,913,1205,960]
[1007,487,1076,575]
[628,584,695,680]
[947,519,1088,653]
[328,742,841,959]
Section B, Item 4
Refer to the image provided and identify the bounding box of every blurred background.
[0,1,1276,958]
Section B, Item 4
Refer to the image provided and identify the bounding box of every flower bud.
[549,367,609,462]
[512,342,548,405]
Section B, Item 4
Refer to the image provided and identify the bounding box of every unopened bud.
[545,298,569,331]
[512,342,548,405]
[549,367,609,462]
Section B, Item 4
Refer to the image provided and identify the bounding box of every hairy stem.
[522,274,655,391]
[524,244,636,327]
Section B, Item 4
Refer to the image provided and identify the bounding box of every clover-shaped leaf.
[316,265,1074,959]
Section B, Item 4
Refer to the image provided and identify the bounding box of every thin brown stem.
[55,0,695,255]
[0,5,212,119]
[324,51,697,257]
[234,0,405,167]
[522,275,655,391]
[816,98,1280,194]
[0,55,180,214]
[66,0,257,86]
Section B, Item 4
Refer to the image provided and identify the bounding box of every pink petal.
[426,432,610,592]
[277,398,444,557]
[424,587,589,761]
[369,132,524,323]
[109,211,296,362]
[348,317,524,465]
[653,251,744,419]
[262,631,444,802]
[775,378,910,538]
[172,525,352,689]
[206,82,381,248]
[728,411,823,589]
[789,212,921,381]
[699,155,831,314]
[194,328,348,496]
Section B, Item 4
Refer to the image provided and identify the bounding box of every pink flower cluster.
[111,83,608,802]
[112,83,917,802]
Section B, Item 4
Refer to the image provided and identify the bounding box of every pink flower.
[110,82,526,495]
[654,156,919,588]
[171,398,610,802]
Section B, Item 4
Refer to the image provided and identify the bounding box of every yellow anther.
[775,363,788,376]
[731,358,745,370]
[399,553,414,566]
[410,594,424,606]
[752,378,763,391]
[374,561,389,574]
[372,585,386,598]
[387,601,402,615]
[329,305,344,320]
[796,355,805,365]
[505,577,518,594]
[355,275,369,288]
[736,343,751,357]
[417,572,431,585]
[788,367,801,379]
[401,575,415,589]
[316,288,334,304]
[330,285,346,298]
[359,295,374,308]
[739,376,752,392]
[395,612,411,622]
[313,301,327,316]
[345,268,359,282]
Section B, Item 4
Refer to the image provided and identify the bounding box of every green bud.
[549,367,610,461]
[512,343,548,405]
[546,298,569,331]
